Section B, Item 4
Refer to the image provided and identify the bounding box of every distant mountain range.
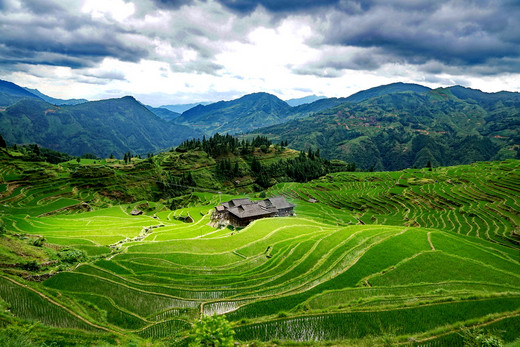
[173,82,433,136]
[145,105,181,122]
[0,80,41,106]
[0,79,518,168]
[160,102,211,113]
[22,87,88,105]
[0,93,200,157]
[247,85,520,170]
[285,95,326,107]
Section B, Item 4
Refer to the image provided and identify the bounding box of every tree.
[0,133,6,148]
[188,314,235,347]
[250,157,262,174]
[76,157,81,164]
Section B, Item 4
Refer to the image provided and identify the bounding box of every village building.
[212,196,295,227]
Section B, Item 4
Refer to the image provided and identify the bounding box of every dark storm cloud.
[153,0,340,13]
[217,0,339,13]
[0,1,149,72]
[312,0,520,76]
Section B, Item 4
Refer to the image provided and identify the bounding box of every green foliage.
[188,314,235,347]
[176,92,293,135]
[0,97,201,158]
[462,327,504,347]
[0,220,5,235]
[250,87,520,170]
[0,322,39,347]
[177,133,271,158]
[32,237,45,247]
[0,142,519,346]
[57,248,86,264]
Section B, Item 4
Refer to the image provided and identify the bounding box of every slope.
[248,87,520,170]
[23,87,88,105]
[0,79,41,106]
[0,157,518,345]
[145,105,181,122]
[0,96,201,157]
[175,92,292,135]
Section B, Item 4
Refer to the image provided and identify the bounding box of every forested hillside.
[0,96,201,158]
[249,86,520,170]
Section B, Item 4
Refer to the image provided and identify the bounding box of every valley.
[0,143,518,345]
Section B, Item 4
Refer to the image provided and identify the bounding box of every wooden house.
[213,196,295,227]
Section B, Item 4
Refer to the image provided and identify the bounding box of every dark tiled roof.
[228,198,251,207]
[228,203,277,219]
[264,196,295,209]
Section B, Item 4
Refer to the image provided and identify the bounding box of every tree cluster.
[13,144,74,164]
[215,159,240,179]
[176,133,274,158]
[158,171,196,198]
[252,148,336,187]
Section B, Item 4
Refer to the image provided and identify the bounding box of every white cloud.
[1,0,519,106]
[81,0,136,22]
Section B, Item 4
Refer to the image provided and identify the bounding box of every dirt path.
[427,232,436,251]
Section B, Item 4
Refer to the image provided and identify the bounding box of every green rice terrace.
[0,147,519,345]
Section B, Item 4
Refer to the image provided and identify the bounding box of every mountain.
[145,105,181,122]
[171,83,449,136]
[289,82,432,118]
[0,96,201,157]
[285,95,326,106]
[160,102,211,113]
[246,86,520,170]
[175,92,293,135]
[345,82,431,103]
[23,87,88,105]
[0,79,41,106]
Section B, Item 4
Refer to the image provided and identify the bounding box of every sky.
[1,0,519,106]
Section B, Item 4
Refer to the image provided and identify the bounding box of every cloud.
[1,0,519,105]
[0,1,149,71]
[152,0,340,13]
[318,0,520,76]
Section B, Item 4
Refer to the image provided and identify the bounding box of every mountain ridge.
[0,95,201,157]
[244,86,520,170]
[22,87,88,105]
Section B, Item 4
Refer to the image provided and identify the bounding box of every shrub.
[58,248,86,264]
[188,314,235,347]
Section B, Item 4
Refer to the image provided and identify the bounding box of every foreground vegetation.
[0,145,518,345]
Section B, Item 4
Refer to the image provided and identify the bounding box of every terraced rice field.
[0,159,519,345]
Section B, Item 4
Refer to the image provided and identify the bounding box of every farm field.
[0,157,519,345]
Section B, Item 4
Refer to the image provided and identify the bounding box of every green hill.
[248,86,520,170]
[0,79,41,106]
[0,96,201,158]
[0,149,518,345]
[175,92,293,135]
[174,83,432,135]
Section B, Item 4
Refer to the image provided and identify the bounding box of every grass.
[0,156,519,345]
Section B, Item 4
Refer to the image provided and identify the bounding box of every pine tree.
[251,157,261,174]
